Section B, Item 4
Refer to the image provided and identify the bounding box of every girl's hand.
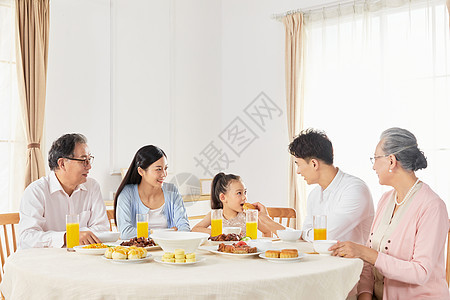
[171,227,178,231]
[252,202,268,216]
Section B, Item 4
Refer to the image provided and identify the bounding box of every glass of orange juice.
[136,214,149,238]
[245,209,258,240]
[313,215,327,240]
[66,214,79,251]
[211,209,223,237]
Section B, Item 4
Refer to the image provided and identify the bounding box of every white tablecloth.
[0,241,363,300]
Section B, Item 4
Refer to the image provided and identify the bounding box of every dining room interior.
[0,0,449,298]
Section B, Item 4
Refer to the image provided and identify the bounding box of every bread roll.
[265,250,281,258]
[104,247,114,259]
[112,249,127,260]
[128,249,141,260]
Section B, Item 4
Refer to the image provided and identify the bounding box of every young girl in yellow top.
[192,172,271,237]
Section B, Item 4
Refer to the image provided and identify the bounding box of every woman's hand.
[252,202,268,216]
[330,241,378,265]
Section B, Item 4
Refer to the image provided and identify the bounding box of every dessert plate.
[199,246,262,257]
[102,253,152,264]
[153,256,206,265]
[258,252,305,263]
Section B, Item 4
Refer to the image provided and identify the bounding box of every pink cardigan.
[358,183,450,299]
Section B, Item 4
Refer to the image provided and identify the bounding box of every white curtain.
[0,0,26,212]
[302,0,450,208]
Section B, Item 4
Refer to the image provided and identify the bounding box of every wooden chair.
[0,213,20,283]
[106,209,115,231]
[267,207,297,229]
[446,219,450,286]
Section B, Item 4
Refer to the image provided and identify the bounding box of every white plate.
[73,245,113,255]
[102,253,152,264]
[153,256,206,265]
[199,245,262,257]
[258,252,305,263]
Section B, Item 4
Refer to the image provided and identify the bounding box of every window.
[302,1,449,208]
[0,0,25,212]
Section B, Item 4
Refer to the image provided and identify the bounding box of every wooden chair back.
[446,219,450,286]
[0,213,20,282]
[267,207,297,229]
[106,209,115,231]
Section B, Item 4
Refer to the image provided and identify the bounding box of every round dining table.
[0,241,363,300]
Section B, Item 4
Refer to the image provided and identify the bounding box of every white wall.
[46,0,336,208]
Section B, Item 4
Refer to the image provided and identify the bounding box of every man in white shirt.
[257,129,374,245]
[18,133,109,249]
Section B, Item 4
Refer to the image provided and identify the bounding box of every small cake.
[186,258,196,263]
[174,249,185,256]
[243,203,256,210]
[175,254,185,260]
[280,249,298,258]
[112,249,128,260]
[128,249,141,260]
[185,253,195,259]
[163,258,175,263]
[175,259,186,263]
[104,247,115,259]
[265,250,281,258]
[163,252,175,259]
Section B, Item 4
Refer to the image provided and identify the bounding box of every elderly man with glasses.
[18,133,109,249]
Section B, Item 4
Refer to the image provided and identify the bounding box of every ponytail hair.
[210,172,241,209]
[114,145,166,224]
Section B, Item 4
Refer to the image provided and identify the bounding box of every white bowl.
[150,231,209,253]
[313,240,337,256]
[276,229,302,242]
[93,231,120,243]
[223,227,242,235]
[247,239,272,251]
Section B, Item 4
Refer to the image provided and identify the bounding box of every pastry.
[186,258,196,263]
[175,254,185,260]
[163,252,175,259]
[265,250,281,258]
[175,259,186,263]
[104,247,114,259]
[185,253,195,259]
[163,258,175,263]
[138,247,147,258]
[243,203,256,210]
[112,248,127,260]
[174,249,185,256]
[280,249,298,258]
[128,249,141,260]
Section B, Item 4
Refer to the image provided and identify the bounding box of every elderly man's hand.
[79,231,101,245]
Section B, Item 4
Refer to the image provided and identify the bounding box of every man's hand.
[79,231,101,245]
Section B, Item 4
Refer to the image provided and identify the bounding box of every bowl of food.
[150,231,209,253]
[312,240,337,256]
[276,229,302,242]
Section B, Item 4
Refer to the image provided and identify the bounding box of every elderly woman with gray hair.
[330,127,449,300]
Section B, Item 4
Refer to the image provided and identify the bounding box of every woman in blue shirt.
[114,145,190,239]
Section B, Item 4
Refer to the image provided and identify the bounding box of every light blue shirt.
[116,183,190,239]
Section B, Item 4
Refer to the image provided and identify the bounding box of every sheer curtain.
[302,0,450,208]
[0,0,26,212]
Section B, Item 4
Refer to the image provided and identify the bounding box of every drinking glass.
[211,209,223,237]
[245,209,258,240]
[66,214,79,251]
[313,215,327,240]
[136,214,149,238]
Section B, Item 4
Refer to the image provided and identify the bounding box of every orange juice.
[137,221,149,238]
[66,223,79,248]
[246,221,257,239]
[314,228,327,240]
[211,218,223,237]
